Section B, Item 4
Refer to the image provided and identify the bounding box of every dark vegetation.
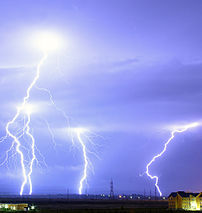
[37,209,201,213]
[0,199,199,213]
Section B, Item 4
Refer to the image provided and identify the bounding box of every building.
[0,203,35,211]
[168,191,202,211]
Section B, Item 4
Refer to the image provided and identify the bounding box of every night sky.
[0,0,202,196]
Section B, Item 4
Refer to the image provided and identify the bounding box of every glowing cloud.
[32,31,63,52]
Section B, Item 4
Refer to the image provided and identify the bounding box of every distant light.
[172,122,200,130]
[73,128,88,134]
[22,103,35,115]
[33,32,62,52]
[190,200,197,210]
[187,122,199,128]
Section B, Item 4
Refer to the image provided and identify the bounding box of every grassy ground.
[0,199,199,213]
[34,208,201,213]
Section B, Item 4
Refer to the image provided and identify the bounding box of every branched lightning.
[145,122,199,196]
[1,52,47,195]
[43,118,57,149]
[35,86,97,195]
[0,32,98,196]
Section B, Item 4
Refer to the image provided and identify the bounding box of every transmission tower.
[110,179,114,199]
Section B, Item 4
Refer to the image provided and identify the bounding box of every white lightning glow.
[22,104,35,115]
[76,128,89,195]
[0,31,63,194]
[0,32,97,195]
[3,52,47,195]
[146,122,199,197]
[32,32,62,52]
[35,87,95,195]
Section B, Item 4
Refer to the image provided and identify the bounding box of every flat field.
[0,198,196,213]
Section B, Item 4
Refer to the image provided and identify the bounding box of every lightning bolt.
[1,52,47,195]
[34,87,97,195]
[1,32,98,195]
[76,129,88,195]
[145,122,199,197]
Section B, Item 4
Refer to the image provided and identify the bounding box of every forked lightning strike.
[146,122,199,196]
[35,86,95,195]
[3,52,47,195]
[75,128,101,195]
[0,32,97,195]
[0,32,61,195]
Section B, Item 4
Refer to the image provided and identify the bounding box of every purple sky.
[0,0,202,196]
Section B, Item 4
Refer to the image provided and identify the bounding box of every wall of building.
[168,192,202,211]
